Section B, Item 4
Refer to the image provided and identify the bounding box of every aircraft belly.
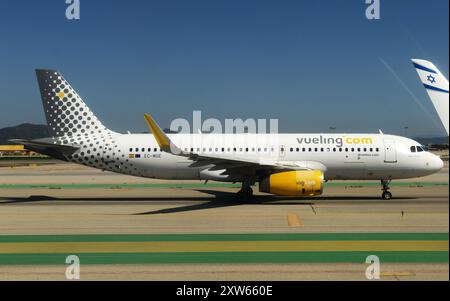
[141,159,199,180]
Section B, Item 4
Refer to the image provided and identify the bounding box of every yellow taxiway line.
[287,213,304,227]
[0,240,447,254]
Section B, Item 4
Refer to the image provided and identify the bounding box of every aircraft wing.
[143,114,327,174]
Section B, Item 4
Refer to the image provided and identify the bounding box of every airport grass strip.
[0,233,447,243]
[0,233,447,265]
[0,182,447,189]
[0,252,447,265]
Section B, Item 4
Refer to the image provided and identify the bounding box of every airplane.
[412,59,449,135]
[11,69,444,201]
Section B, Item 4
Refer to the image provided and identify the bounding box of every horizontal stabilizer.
[8,139,79,155]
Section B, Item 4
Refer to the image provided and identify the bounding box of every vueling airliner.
[12,69,444,200]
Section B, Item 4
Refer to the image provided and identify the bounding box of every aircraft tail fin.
[35,69,110,137]
[411,59,449,135]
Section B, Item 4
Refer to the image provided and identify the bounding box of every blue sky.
[0,0,448,136]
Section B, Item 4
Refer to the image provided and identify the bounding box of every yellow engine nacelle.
[259,170,324,196]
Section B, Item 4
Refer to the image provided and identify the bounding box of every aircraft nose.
[430,155,444,172]
[436,157,444,170]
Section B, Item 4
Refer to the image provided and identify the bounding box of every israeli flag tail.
[412,59,449,135]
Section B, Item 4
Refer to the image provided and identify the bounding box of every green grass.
[0,233,447,265]
[0,251,447,265]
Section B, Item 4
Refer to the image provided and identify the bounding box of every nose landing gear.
[381,180,393,200]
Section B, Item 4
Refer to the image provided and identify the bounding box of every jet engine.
[259,170,324,196]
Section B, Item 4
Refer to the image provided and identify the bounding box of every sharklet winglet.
[144,114,181,154]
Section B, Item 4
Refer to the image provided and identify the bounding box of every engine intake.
[259,170,324,196]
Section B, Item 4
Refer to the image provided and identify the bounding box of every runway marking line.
[287,213,303,227]
[0,240,447,254]
[381,271,415,277]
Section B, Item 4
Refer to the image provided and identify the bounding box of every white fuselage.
[69,132,444,182]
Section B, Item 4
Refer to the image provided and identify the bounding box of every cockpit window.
[410,146,416,153]
[417,146,424,152]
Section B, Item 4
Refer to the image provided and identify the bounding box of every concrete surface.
[0,162,448,280]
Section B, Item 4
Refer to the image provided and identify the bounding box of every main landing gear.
[236,186,254,200]
[236,177,255,200]
[381,180,393,200]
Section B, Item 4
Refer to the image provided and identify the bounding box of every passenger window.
[129,148,133,152]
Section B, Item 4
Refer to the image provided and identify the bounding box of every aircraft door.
[383,139,397,163]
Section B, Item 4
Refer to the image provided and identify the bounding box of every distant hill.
[0,124,49,145]
[414,137,449,146]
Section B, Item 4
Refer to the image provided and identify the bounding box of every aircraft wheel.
[382,191,392,200]
[236,187,253,200]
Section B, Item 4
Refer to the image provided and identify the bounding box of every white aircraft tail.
[412,59,449,135]
[35,69,111,137]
